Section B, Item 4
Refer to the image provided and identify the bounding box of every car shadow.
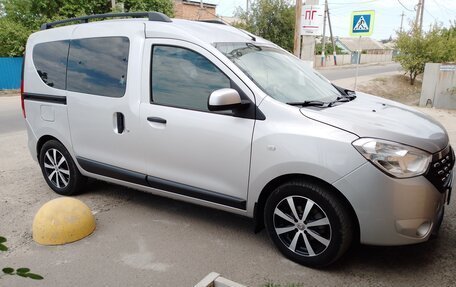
[81,179,451,272]
[82,179,256,235]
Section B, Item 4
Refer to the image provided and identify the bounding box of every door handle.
[147,117,167,124]
[116,112,125,133]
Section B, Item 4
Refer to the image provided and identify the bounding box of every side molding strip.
[77,157,148,186]
[146,175,246,210]
[23,93,67,105]
[76,157,246,210]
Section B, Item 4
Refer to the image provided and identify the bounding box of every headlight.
[352,138,432,178]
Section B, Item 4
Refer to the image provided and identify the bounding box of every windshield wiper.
[335,96,351,102]
[288,97,353,108]
[332,84,357,101]
[287,100,329,107]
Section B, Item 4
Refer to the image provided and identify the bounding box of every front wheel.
[264,180,353,268]
[39,140,87,195]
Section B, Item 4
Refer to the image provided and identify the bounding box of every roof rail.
[197,19,226,25]
[40,11,172,30]
[195,18,256,41]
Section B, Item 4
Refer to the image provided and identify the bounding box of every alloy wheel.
[43,148,70,189]
[273,196,332,257]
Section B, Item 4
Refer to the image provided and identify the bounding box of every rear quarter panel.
[23,27,75,160]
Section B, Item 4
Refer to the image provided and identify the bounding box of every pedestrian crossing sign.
[350,10,375,36]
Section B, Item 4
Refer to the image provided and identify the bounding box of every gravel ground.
[0,85,456,286]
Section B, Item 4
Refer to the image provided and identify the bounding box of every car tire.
[264,179,353,268]
[39,140,87,195]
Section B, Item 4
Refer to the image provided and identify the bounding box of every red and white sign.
[300,4,324,36]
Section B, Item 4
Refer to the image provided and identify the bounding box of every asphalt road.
[1,109,455,287]
[0,63,401,135]
[317,62,402,81]
[1,71,456,286]
[0,95,24,134]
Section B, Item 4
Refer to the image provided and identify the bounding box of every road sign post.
[301,4,324,36]
[299,2,323,67]
[349,10,375,89]
[350,10,375,37]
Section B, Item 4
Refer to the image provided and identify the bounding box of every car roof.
[30,17,271,47]
[145,18,270,45]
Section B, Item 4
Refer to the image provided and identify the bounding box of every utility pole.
[326,2,337,65]
[415,0,422,32]
[198,0,204,20]
[300,0,319,67]
[419,0,425,32]
[293,0,303,57]
[400,11,405,32]
[320,0,328,67]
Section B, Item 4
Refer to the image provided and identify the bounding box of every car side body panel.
[247,96,366,217]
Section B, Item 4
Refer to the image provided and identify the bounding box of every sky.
[202,0,456,40]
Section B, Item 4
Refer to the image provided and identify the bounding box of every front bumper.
[333,161,450,246]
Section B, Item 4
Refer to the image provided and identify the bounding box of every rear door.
[66,24,146,174]
[139,39,257,209]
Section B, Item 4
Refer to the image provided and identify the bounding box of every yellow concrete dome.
[32,197,96,245]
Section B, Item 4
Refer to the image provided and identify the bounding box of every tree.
[315,41,345,55]
[0,0,174,57]
[0,18,30,57]
[123,0,173,15]
[235,0,295,52]
[395,23,456,85]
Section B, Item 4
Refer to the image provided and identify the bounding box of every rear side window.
[32,40,69,90]
[151,45,231,111]
[67,37,129,97]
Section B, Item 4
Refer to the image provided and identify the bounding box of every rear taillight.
[20,80,26,118]
[20,53,26,118]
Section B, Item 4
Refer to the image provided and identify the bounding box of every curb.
[315,61,397,71]
[194,272,246,287]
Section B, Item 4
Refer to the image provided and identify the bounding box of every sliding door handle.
[147,117,167,124]
[115,112,125,134]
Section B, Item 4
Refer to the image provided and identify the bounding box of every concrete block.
[194,272,246,287]
[194,272,220,287]
[420,63,456,109]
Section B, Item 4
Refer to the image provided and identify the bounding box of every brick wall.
[174,0,216,20]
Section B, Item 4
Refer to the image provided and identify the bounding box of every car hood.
[300,92,449,154]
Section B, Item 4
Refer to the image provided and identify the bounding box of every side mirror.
[208,88,243,111]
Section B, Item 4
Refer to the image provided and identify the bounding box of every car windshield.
[215,42,340,104]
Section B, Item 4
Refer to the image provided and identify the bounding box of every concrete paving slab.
[1,91,455,287]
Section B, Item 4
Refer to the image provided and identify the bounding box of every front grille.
[425,146,455,193]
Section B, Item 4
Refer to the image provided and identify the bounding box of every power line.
[424,8,437,21]
[397,0,414,12]
[328,0,378,5]
[437,0,456,15]
[329,1,379,10]
[431,0,453,18]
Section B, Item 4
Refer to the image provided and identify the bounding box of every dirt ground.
[357,74,423,106]
[0,90,19,96]
[1,72,456,286]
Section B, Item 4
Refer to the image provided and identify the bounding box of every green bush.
[235,0,295,52]
[395,24,456,85]
[0,18,31,57]
[0,0,175,57]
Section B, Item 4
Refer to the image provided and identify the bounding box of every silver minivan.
[22,12,454,267]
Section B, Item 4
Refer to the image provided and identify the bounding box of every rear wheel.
[39,140,87,195]
[264,180,353,268]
